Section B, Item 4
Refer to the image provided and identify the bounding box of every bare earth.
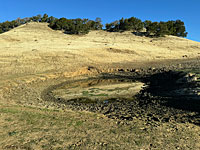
[0,22,200,149]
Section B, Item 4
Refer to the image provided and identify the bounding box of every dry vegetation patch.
[0,104,199,150]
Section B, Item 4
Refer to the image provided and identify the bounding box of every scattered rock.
[130,69,140,73]
[176,73,198,83]
[118,68,125,72]
[183,55,188,58]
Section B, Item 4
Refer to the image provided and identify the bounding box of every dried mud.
[40,58,200,126]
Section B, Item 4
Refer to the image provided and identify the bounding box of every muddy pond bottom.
[52,78,144,103]
[42,72,200,124]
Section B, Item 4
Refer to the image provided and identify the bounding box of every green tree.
[41,14,49,22]
[105,22,117,31]
[48,16,57,24]
[65,18,89,35]
[51,18,69,30]
[119,17,125,30]
[123,19,131,30]
[31,15,41,22]
[1,21,11,32]
[166,20,176,35]
[0,26,3,33]
[146,22,159,36]
[128,17,144,32]
[173,20,187,37]
[144,20,152,29]
[105,23,113,31]
[95,17,103,30]
[10,20,19,28]
[87,20,96,30]
[155,22,169,37]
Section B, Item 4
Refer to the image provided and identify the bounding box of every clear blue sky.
[1,0,199,42]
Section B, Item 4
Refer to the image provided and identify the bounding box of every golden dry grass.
[0,104,200,150]
[0,22,200,149]
[0,22,200,84]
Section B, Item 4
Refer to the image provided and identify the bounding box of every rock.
[176,73,198,83]
[149,67,156,71]
[118,68,125,72]
[116,121,120,125]
[182,55,188,58]
[151,116,160,122]
[130,69,140,73]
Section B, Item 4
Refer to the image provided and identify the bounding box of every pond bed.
[42,71,200,125]
[52,78,144,104]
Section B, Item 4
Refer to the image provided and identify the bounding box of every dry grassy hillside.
[0,22,200,149]
[0,22,200,97]
[0,22,200,102]
[0,22,200,78]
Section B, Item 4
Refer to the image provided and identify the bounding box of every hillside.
[0,22,200,80]
[0,22,200,149]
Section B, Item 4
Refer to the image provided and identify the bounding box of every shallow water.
[52,78,144,103]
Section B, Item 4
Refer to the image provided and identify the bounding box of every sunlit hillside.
[0,22,200,149]
[0,22,200,81]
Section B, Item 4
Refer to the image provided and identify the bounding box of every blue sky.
[1,0,199,42]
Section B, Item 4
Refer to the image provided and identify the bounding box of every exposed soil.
[40,59,200,127]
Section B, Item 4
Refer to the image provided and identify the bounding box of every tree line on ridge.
[0,14,187,37]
